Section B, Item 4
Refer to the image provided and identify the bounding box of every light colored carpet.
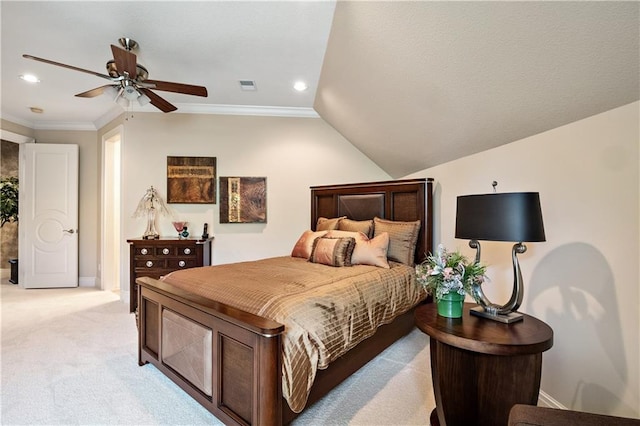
[1,278,435,425]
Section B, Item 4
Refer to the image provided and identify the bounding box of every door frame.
[100,125,125,293]
[0,130,33,280]
[0,130,34,144]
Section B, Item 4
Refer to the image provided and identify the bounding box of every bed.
[136,178,433,425]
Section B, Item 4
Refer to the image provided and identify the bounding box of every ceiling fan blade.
[110,44,137,78]
[144,79,208,97]
[23,54,114,81]
[75,85,118,98]
[139,88,177,113]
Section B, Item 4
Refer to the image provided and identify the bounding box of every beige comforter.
[161,256,424,413]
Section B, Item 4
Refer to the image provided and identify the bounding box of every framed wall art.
[219,177,267,223]
[167,156,216,204]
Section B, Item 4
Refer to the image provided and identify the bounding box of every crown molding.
[1,113,36,130]
[2,113,98,131]
[170,103,319,118]
[4,103,320,132]
[0,129,35,144]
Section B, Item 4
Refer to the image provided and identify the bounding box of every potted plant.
[0,176,18,227]
[1,176,19,283]
[416,244,487,318]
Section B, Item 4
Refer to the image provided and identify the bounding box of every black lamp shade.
[455,192,546,242]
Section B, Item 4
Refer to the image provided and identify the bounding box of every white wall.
[119,112,389,285]
[406,101,640,418]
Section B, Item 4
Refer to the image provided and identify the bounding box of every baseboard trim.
[539,390,567,409]
[79,277,96,287]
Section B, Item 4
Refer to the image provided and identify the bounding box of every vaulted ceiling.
[2,2,638,178]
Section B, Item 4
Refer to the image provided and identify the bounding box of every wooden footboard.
[137,276,285,426]
[138,276,423,426]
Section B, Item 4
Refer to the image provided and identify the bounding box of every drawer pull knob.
[162,248,170,255]
[141,248,148,255]
[183,248,192,255]
[178,261,186,267]
[146,261,153,268]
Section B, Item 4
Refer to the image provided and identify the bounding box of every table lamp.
[455,185,545,323]
[133,186,170,239]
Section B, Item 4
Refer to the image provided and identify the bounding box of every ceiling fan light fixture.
[122,85,139,101]
[138,92,151,106]
[23,37,207,114]
[116,95,130,108]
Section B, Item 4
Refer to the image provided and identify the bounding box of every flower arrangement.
[416,244,488,302]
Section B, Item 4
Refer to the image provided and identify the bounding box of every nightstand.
[127,237,213,313]
[415,302,553,426]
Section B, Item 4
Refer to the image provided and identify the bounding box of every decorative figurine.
[172,221,187,239]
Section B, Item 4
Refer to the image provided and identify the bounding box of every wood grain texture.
[127,238,212,312]
[416,303,553,426]
[311,178,433,264]
[415,303,553,356]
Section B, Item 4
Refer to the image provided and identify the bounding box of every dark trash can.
[8,259,18,284]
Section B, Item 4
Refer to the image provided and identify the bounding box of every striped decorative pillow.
[309,237,356,267]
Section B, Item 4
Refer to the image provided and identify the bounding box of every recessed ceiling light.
[293,81,308,92]
[20,74,40,83]
[29,107,44,114]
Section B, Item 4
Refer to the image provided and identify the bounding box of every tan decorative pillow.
[325,230,390,268]
[373,217,421,266]
[291,230,328,259]
[309,237,356,267]
[316,216,346,231]
[337,218,374,237]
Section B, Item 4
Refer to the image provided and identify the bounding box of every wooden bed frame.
[136,178,433,425]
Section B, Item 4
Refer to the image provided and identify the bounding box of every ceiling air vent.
[239,80,257,91]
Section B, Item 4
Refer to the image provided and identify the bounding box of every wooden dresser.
[127,237,213,313]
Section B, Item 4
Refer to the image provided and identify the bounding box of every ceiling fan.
[23,37,208,113]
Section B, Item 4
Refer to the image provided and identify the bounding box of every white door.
[19,143,79,288]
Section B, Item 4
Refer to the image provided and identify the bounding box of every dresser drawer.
[134,259,168,269]
[152,245,198,256]
[135,246,156,256]
[167,258,200,269]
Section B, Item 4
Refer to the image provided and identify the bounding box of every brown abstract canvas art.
[167,156,216,204]
[219,177,267,223]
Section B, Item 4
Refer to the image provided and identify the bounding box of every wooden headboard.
[310,178,433,264]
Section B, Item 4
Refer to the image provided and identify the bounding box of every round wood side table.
[415,303,553,426]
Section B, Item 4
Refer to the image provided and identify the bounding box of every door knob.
[63,229,76,234]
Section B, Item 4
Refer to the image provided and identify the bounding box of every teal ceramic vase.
[437,292,465,318]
